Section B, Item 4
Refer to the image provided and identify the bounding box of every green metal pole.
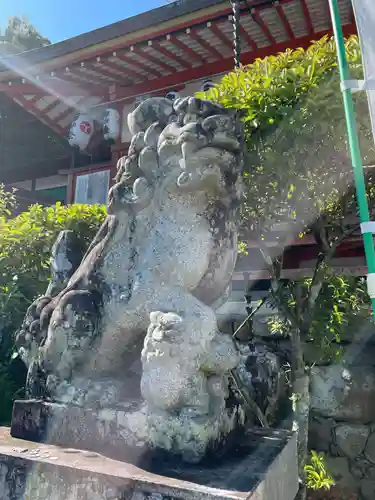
[328,0,375,313]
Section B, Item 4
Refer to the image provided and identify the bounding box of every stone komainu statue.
[16,96,245,462]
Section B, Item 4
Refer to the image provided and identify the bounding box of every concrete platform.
[0,427,298,500]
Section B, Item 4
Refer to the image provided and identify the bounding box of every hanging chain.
[231,0,241,68]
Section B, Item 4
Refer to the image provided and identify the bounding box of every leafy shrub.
[0,188,106,423]
[305,451,335,491]
[199,35,373,488]
[198,35,373,351]
[197,35,374,238]
[268,274,370,362]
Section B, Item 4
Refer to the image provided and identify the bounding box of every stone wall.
[310,344,375,500]
[229,303,375,500]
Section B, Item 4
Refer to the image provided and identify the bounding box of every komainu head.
[109,96,244,214]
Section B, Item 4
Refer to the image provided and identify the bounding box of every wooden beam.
[0,85,46,100]
[251,9,276,45]
[300,0,314,35]
[54,70,110,94]
[38,97,61,116]
[14,94,40,108]
[350,4,356,26]
[166,35,206,64]
[0,0,297,79]
[55,96,88,123]
[208,22,234,49]
[132,46,175,73]
[2,3,238,75]
[55,106,76,125]
[12,94,65,135]
[188,28,222,60]
[76,61,127,83]
[239,23,258,51]
[93,57,141,82]
[324,0,333,31]
[149,40,191,70]
[109,83,185,105]
[0,78,106,99]
[110,23,357,102]
[276,4,295,40]
[114,53,162,78]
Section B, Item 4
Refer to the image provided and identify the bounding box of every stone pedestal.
[11,399,148,464]
[0,426,298,500]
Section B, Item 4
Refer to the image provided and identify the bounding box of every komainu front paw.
[15,295,53,355]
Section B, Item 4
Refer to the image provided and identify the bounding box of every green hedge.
[197,35,374,235]
[198,35,373,356]
[0,189,106,423]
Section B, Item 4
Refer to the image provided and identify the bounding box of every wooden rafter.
[0,0,339,83]
[276,4,295,40]
[239,23,258,51]
[1,78,105,98]
[109,24,356,102]
[53,70,109,95]
[76,61,126,83]
[61,70,97,86]
[300,0,314,35]
[325,1,334,30]
[132,46,175,73]
[38,97,60,115]
[166,35,205,64]
[114,53,162,78]
[350,4,355,25]
[0,1,356,139]
[13,94,65,134]
[1,83,45,98]
[188,28,222,60]
[251,9,276,45]
[95,57,141,82]
[55,96,88,123]
[54,106,76,125]
[16,94,40,109]
[150,40,191,70]
[46,75,107,98]
[208,22,233,49]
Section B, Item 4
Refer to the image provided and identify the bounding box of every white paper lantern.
[68,114,94,151]
[103,108,120,141]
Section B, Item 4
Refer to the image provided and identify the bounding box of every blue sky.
[0,0,168,43]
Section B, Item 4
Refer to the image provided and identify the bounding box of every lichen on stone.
[15,96,245,462]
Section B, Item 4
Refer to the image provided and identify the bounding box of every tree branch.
[312,216,330,254]
[331,222,360,252]
[232,295,268,341]
[301,222,360,337]
[230,368,268,427]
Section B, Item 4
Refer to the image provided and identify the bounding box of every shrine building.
[0,0,364,318]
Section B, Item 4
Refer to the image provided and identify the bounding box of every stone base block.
[11,399,148,463]
[0,426,298,500]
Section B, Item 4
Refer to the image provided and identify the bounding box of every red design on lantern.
[80,121,92,135]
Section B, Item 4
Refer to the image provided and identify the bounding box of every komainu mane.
[16,96,245,462]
